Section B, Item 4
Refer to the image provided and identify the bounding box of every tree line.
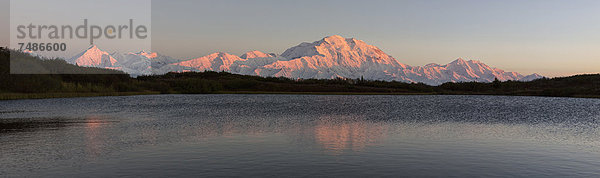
[1,48,598,98]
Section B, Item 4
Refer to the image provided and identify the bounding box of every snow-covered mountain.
[68,45,118,68]
[66,36,543,85]
[110,51,152,76]
[66,45,183,76]
[172,52,244,72]
[171,35,542,85]
[240,51,276,59]
[112,50,186,76]
[406,58,527,84]
[520,73,545,81]
[253,35,410,81]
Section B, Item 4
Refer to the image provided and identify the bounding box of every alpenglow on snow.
[63,35,543,85]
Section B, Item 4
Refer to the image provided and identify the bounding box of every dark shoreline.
[0,92,160,100]
[2,49,599,101]
[1,91,598,101]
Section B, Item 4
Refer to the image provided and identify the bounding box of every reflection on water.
[0,116,116,134]
[0,95,599,177]
[314,116,388,153]
[85,116,107,160]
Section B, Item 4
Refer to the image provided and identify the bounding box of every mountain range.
[65,35,543,85]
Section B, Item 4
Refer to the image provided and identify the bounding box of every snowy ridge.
[66,45,184,76]
[69,45,118,68]
[240,51,275,59]
[66,36,544,85]
[173,52,245,72]
[520,73,545,82]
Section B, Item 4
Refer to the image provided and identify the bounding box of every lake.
[1,95,599,177]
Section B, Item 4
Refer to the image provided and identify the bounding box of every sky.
[2,0,600,77]
[0,0,7,48]
[6,0,151,58]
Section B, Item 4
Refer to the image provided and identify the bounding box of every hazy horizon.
[1,0,599,77]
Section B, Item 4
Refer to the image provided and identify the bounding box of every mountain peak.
[453,58,466,63]
[447,58,491,69]
[174,52,243,72]
[69,45,117,67]
[196,52,243,60]
[84,45,101,53]
[520,73,545,81]
[450,58,487,65]
[323,35,346,41]
[282,35,391,60]
[321,35,362,46]
[448,58,484,67]
[134,50,158,59]
[424,63,441,68]
[213,52,237,58]
[240,50,275,59]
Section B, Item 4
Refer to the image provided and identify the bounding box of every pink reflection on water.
[314,116,388,154]
[84,116,106,160]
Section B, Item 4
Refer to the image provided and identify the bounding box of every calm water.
[1,95,600,177]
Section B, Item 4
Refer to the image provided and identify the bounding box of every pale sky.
[2,0,600,77]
